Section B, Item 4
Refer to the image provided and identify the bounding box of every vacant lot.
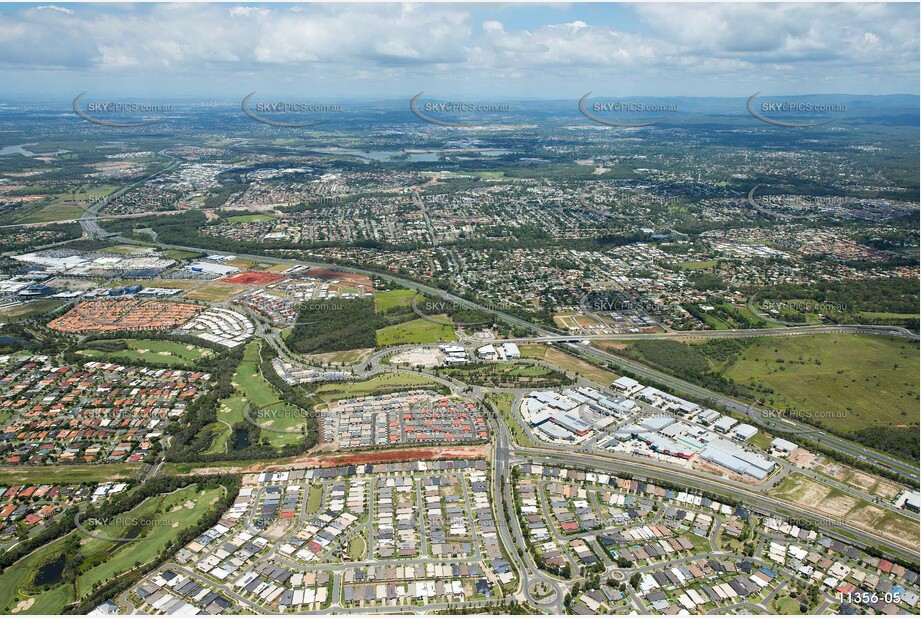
[723,334,919,431]
[376,316,456,346]
[520,343,620,386]
[182,283,242,302]
[769,473,918,550]
[226,213,278,224]
[312,372,441,401]
[0,299,63,323]
[374,289,417,313]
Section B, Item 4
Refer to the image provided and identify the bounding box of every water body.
[0,143,70,157]
[233,427,251,451]
[310,148,513,162]
[33,554,66,586]
[0,336,33,349]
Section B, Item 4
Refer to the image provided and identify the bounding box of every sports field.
[78,338,212,368]
[0,483,224,615]
[206,340,306,453]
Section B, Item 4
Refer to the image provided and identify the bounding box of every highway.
[97,221,921,482]
[64,183,919,613]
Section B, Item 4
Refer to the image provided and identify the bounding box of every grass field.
[18,200,85,225]
[0,464,141,485]
[0,483,223,615]
[304,348,374,366]
[100,244,154,255]
[312,372,441,401]
[485,392,537,448]
[162,249,204,260]
[305,486,323,513]
[182,283,242,302]
[375,316,456,346]
[444,362,572,388]
[771,595,803,614]
[226,214,278,224]
[347,535,365,561]
[723,335,919,431]
[0,300,63,323]
[108,279,197,290]
[676,260,718,270]
[374,289,417,313]
[519,343,620,386]
[78,339,212,368]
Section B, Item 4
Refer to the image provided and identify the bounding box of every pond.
[33,554,66,587]
[233,427,251,451]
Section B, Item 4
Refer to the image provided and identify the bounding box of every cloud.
[0,3,915,96]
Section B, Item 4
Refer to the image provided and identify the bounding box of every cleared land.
[768,473,918,550]
[723,335,919,431]
[374,289,417,313]
[0,463,141,485]
[520,343,620,386]
[226,214,278,224]
[311,372,442,402]
[0,299,63,323]
[375,316,456,346]
[182,283,242,302]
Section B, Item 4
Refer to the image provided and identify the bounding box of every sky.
[0,2,918,101]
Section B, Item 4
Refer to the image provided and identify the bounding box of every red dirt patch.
[252,445,487,473]
[219,271,284,285]
[303,268,373,288]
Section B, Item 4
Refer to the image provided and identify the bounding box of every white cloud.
[0,3,915,96]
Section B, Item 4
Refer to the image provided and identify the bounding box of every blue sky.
[0,3,917,100]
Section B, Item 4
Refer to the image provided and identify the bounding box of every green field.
[485,392,536,448]
[312,372,441,401]
[226,213,278,224]
[348,536,365,561]
[444,362,573,388]
[374,289,417,313]
[162,249,205,260]
[78,339,212,368]
[99,244,154,255]
[520,343,620,386]
[375,316,456,346]
[0,483,223,615]
[0,464,141,486]
[0,300,63,323]
[676,260,718,270]
[723,334,919,431]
